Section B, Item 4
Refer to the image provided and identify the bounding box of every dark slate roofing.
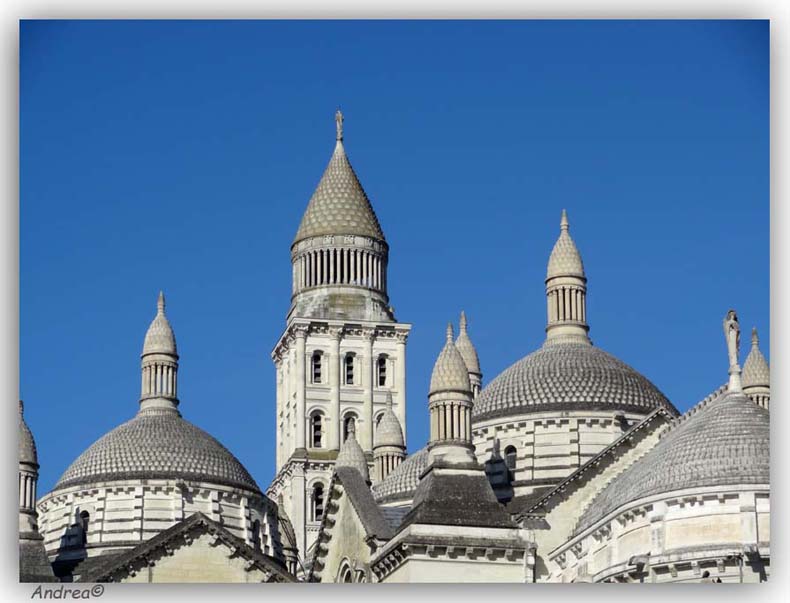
[19,536,57,583]
[334,467,394,540]
[402,462,517,530]
[53,407,260,493]
[372,447,428,504]
[79,512,294,583]
[378,504,411,532]
[575,388,770,534]
[293,140,385,244]
[473,342,677,422]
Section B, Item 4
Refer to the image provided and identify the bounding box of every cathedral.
[19,112,770,583]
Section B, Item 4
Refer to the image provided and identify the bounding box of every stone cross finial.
[723,309,742,392]
[157,291,166,314]
[335,109,344,141]
[560,209,569,231]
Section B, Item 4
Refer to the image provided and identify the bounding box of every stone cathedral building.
[20,113,770,583]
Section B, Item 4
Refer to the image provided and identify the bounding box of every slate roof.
[79,512,294,583]
[333,467,393,540]
[575,388,770,534]
[473,342,677,422]
[53,407,261,493]
[19,535,57,583]
[372,447,428,504]
[293,140,385,244]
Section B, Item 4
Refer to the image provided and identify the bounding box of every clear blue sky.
[20,20,769,494]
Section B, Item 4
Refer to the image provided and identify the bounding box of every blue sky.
[20,20,769,494]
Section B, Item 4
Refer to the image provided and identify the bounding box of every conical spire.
[545,210,590,344]
[292,112,385,244]
[455,311,481,375]
[547,209,585,279]
[142,291,177,356]
[335,422,370,482]
[18,400,37,466]
[429,323,471,395]
[743,328,770,388]
[374,391,405,448]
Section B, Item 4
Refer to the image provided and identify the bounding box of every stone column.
[294,327,307,450]
[329,328,342,451]
[362,329,375,451]
[395,332,408,442]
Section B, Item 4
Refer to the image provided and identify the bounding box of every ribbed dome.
[455,311,481,375]
[430,324,472,395]
[576,389,770,533]
[375,397,405,448]
[293,134,385,245]
[546,210,584,279]
[372,447,428,504]
[53,408,260,493]
[743,328,770,388]
[473,342,676,422]
[19,401,38,466]
[142,292,177,356]
[335,425,369,481]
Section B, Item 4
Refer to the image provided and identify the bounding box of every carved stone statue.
[723,309,742,392]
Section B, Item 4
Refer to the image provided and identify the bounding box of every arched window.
[374,412,384,429]
[251,519,261,551]
[79,510,90,545]
[311,351,323,384]
[311,412,324,448]
[343,414,357,442]
[344,353,355,385]
[311,483,325,522]
[339,563,353,583]
[377,355,387,387]
[504,445,517,473]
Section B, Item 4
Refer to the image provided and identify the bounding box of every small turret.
[373,392,406,483]
[742,327,770,409]
[140,292,180,412]
[335,422,370,483]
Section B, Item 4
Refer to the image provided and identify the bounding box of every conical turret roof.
[455,311,481,375]
[336,423,370,481]
[293,112,385,245]
[547,209,585,279]
[743,327,770,389]
[142,292,177,356]
[19,401,38,466]
[429,324,472,395]
[374,393,405,448]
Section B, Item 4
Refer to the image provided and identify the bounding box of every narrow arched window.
[312,351,323,384]
[377,355,387,387]
[344,353,355,385]
[79,510,90,545]
[504,445,517,473]
[339,563,353,583]
[343,414,357,442]
[311,413,323,448]
[312,483,325,522]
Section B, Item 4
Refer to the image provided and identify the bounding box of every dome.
[372,447,428,504]
[576,389,769,534]
[292,117,385,245]
[743,328,770,388]
[455,311,481,375]
[430,324,472,395]
[53,408,260,493]
[374,398,405,448]
[142,292,177,356]
[335,425,369,481]
[19,401,38,466]
[546,210,584,279]
[473,342,676,422]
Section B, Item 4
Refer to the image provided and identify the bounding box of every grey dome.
[430,325,472,395]
[142,292,177,356]
[293,138,385,245]
[372,447,428,504]
[19,401,38,466]
[473,342,676,422]
[53,408,260,493]
[576,389,769,534]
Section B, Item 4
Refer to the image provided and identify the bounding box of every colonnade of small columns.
[294,247,386,292]
[141,361,178,399]
[19,470,37,512]
[429,399,472,443]
[374,450,405,483]
[547,284,587,325]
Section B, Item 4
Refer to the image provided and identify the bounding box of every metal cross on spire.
[335,108,344,141]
